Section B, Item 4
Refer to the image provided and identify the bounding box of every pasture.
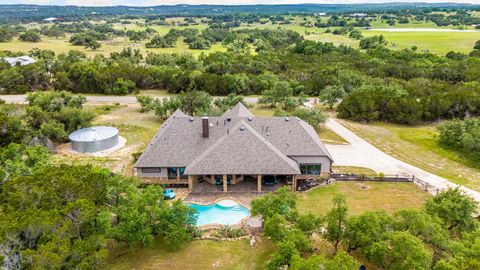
[362,29,480,55]
[3,17,480,57]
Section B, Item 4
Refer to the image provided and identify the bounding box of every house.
[2,56,37,66]
[134,103,333,192]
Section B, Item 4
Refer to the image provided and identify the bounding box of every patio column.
[223,174,228,192]
[232,175,237,184]
[257,175,262,192]
[188,175,194,192]
[210,175,214,184]
[292,176,297,192]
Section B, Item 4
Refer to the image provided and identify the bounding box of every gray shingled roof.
[134,103,333,172]
[184,121,301,175]
[221,102,254,119]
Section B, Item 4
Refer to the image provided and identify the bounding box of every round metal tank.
[69,126,119,153]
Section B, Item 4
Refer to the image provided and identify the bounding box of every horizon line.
[0,2,478,7]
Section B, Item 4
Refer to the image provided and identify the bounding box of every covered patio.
[188,174,296,193]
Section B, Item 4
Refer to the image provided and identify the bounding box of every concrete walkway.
[325,118,480,202]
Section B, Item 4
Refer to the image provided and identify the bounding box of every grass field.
[361,30,480,55]
[108,238,276,270]
[336,119,480,191]
[317,127,349,145]
[4,18,479,57]
[297,181,430,216]
[0,35,226,57]
[305,32,360,47]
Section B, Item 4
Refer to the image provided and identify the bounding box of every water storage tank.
[69,126,119,153]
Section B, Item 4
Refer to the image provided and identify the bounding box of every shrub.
[212,225,245,239]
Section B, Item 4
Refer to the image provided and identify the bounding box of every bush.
[39,120,67,141]
[212,225,245,239]
[137,95,154,112]
[438,118,480,162]
[19,30,41,42]
[106,78,137,95]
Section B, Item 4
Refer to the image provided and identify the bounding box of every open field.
[336,119,480,191]
[0,35,226,57]
[305,32,359,47]
[297,181,430,216]
[108,238,275,270]
[361,30,480,54]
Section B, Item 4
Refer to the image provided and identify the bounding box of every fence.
[331,173,440,195]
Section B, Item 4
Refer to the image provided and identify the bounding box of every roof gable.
[184,121,300,175]
[221,102,254,119]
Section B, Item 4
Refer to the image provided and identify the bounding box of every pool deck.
[183,193,259,208]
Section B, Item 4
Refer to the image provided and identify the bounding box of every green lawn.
[361,30,480,55]
[332,166,378,175]
[297,181,430,216]
[108,239,275,270]
[317,127,348,145]
[337,119,480,191]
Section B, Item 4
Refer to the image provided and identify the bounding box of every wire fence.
[331,173,440,195]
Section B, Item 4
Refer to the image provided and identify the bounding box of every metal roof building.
[69,126,119,153]
[2,56,37,66]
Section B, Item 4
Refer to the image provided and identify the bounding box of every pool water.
[186,199,250,226]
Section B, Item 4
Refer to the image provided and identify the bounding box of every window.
[168,167,178,178]
[300,164,321,175]
[142,167,161,173]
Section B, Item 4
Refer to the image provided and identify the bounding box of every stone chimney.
[202,116,209,138]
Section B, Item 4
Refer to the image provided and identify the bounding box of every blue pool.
[186,200,250,226]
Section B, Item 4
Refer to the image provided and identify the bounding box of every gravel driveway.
[325,118,480,203]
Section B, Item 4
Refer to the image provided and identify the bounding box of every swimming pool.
[186,199,250,226]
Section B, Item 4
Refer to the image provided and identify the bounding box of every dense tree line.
[252,186,479,270]
[438,118,480,166]
[2,27,480,123]
[0,163,197,269]
[0,91,94,147]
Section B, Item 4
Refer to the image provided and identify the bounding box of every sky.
[1,0,479,6]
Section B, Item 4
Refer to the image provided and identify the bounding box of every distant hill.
[0,3,479,22]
